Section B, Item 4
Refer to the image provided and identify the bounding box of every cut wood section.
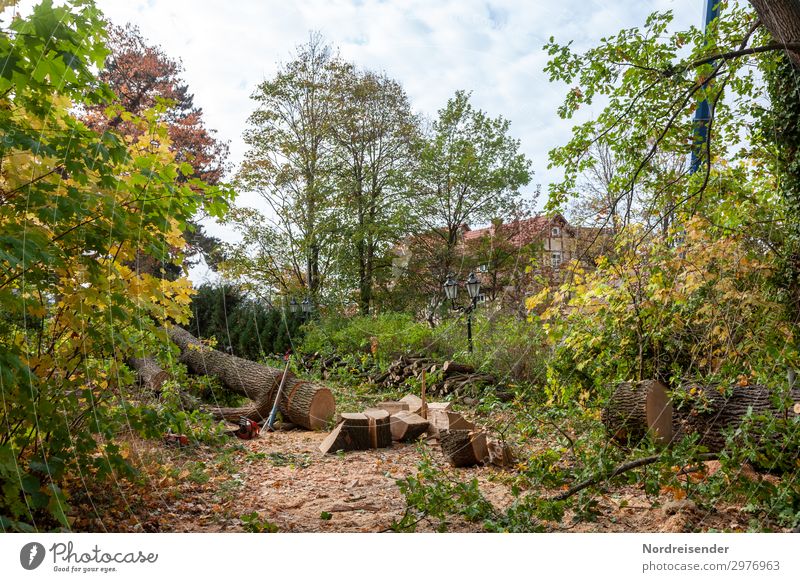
[319,413,371,454]
[487,437,515,467]
[377,401,410,415]
[400,394,423,414]
[427,402,452,413]
[602,380,672,445]
[127,357,170,391]
[429,410,474,435]
[364,409,392,449]
[442,361,475,375]
[166,325,335,430]
[389,411,429,442]
[440,430,489,467]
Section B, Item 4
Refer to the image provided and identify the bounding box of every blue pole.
[689,0,721,174]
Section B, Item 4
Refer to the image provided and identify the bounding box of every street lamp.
[301,297,313,317]
[289,298,299,314]
[443,272,481,353]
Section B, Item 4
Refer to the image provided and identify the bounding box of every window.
[551,251,562,269]
[551,226,561,237]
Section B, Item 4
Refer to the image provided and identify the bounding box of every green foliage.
[188,282,302,359]
[301,312,434,364]
[240,511,279,533]
[530,220,793,404]
[0,0,232,531]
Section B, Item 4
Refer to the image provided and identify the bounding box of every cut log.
[603,381,800,455]
[429,410,474,435]
[364,409,392,449]
[442,361,476,376]
[400,394,423,414]
[319,413,371,454]
[127,357,170,391]
[427,402,452,413]
[166,326,335,430]
[389,411,429,442]
[377,401,410,415]
[487,438,515,467]
[440,430,489,467]
[673,384,800,454]
[601,380,673,446]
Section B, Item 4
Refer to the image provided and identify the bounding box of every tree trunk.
[166,326,335,430]
[673,384,800,454]
[750,0,800,68]
[127,357,170,391]
[603,381,800,454]
[601,380,673,446]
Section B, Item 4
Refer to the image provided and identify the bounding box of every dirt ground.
[70,427,760,533]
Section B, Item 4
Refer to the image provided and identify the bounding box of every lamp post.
[443,272,481,353]
[301,297,313,319]
[288,297,299,315]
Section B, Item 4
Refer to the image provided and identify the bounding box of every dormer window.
[551,226,561,237]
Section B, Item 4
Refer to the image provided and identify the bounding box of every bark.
[127,357,170,391]
[604,381,800,454]
[166,325,335,430]
[602,380,673,446]
[364,409,392,449]
[750,0,800,68]
[319,413,371,454]
[439,430,489,468]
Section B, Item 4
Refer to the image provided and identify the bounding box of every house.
[390,214,609,308]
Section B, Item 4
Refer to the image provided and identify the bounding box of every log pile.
[376,355,504,399]
[166,326,336,431]
[319,392,515,468]
[603,380,800,455]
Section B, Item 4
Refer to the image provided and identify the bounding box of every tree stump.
[364,409,392,449]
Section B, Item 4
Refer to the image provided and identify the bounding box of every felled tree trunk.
[603,381,800,453]
[166,326,335,430]
[602,380,673,446]
[127,357,171,391]
[673,384,800,453]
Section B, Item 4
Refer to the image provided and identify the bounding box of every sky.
[90,0,703,186]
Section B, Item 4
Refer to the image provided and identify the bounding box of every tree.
[330,67,422,314]
[231,33,342,299]
[543,1,800,356]
[414,91,532,285]
[83,24,230,274]
[0,0,231,531]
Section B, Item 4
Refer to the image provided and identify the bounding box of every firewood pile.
[298,352,510,400]
[319,392,514,468]
[375,355,505,399]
